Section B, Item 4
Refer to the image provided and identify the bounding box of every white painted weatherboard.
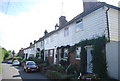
[108,8,120,41]
[106,42,119,80]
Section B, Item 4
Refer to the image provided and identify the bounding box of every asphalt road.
[2,63,50,81]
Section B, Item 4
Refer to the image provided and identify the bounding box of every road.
[2,63,50,81]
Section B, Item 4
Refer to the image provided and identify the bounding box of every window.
[45,50,48,58]
[64,49,68,58]
[45,38,49,44]
[64,27,69,37]
[50,36,53,42]
[75,19,83,32]
[76,47,81,59]
[50,50,53,56]
[59,49,61,61]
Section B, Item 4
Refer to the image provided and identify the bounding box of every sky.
[0,0,119,53]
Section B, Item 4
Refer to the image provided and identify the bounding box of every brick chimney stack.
[59,16,67,27]
[82,0,98,11]
[44,30,48,36]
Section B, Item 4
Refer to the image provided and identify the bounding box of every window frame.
[64,27,69,37]
[64,49,68,58]
[76,47,81,60]
[50,50,53,56]
[75,19,83,32]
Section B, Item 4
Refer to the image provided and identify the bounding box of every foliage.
[59,60,69,67]
[66,64,79,76]
[12,50,15,57]
[36,53,40,58]
[12,56,23,61]
[80,45,87,73]
[67,36,107,78]
[92,36,108,78]
[1,48,11,60]
[50,64,65,73]
[40,49,44,61]
[45,70,62,79]
[27,57,44,64]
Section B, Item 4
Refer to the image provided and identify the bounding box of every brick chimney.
[34,40,36,44]
[30,42,32,46]
[82,0,98,11]
[44,30,48,36]
[59,16,67,27]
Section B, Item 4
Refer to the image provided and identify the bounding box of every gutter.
[106,7,110,42]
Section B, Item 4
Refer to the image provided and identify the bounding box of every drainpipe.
[106,7,110,42]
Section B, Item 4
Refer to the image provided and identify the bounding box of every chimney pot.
[30,42,32,46]
[59,16,67,27]
[44,30,48,36]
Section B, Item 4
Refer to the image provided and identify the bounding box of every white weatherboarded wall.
[106,41,120,80]
[108,8,120,41]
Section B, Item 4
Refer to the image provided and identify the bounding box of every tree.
[12,50,15,57]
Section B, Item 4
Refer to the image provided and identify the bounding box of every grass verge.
[0,48,3,73]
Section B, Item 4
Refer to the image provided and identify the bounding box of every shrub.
[45,70,62,79]
[12,56,23,61]
[60,60,69,67]
[51,65,65,73]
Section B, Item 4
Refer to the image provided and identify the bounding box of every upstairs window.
[64,27,69,37]
[75,19,83,32]
[50,36,54,42]
[45,38,49,44]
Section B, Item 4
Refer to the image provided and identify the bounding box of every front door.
[87,47,93,73]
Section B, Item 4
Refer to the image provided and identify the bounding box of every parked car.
[24,61,39,73]
[12,60,20,66]
[7,60,13,64]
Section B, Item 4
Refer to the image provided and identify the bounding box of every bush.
[45,70,62,79]
[12,56,23,61]
[51,65,65,73]
[67,64,79,75]
[60,60,69,67]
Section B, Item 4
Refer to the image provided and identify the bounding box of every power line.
[61,2,63,16]
[5,0,10,14]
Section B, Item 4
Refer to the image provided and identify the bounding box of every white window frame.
[50,36,53,42]
[50,50,53,56]
[64,27,69,37]
[76,47,81,60]
[64,49,68,58]
[45,50,48,57]
[75,19,83,32]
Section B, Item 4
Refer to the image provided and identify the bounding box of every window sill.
[75,58,80,60]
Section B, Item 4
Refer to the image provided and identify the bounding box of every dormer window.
[75,19,83,32]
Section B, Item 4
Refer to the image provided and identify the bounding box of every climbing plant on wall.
[92,36,108,78]
[69,36,108,78]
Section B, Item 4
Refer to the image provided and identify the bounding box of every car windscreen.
[27,62,36,65]
[13,61,19,63]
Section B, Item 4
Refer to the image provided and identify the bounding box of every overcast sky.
[0,0,119,53]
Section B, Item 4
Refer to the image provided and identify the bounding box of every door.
[87,47,93,73]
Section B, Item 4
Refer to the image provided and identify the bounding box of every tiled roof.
[36,2,120,41]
